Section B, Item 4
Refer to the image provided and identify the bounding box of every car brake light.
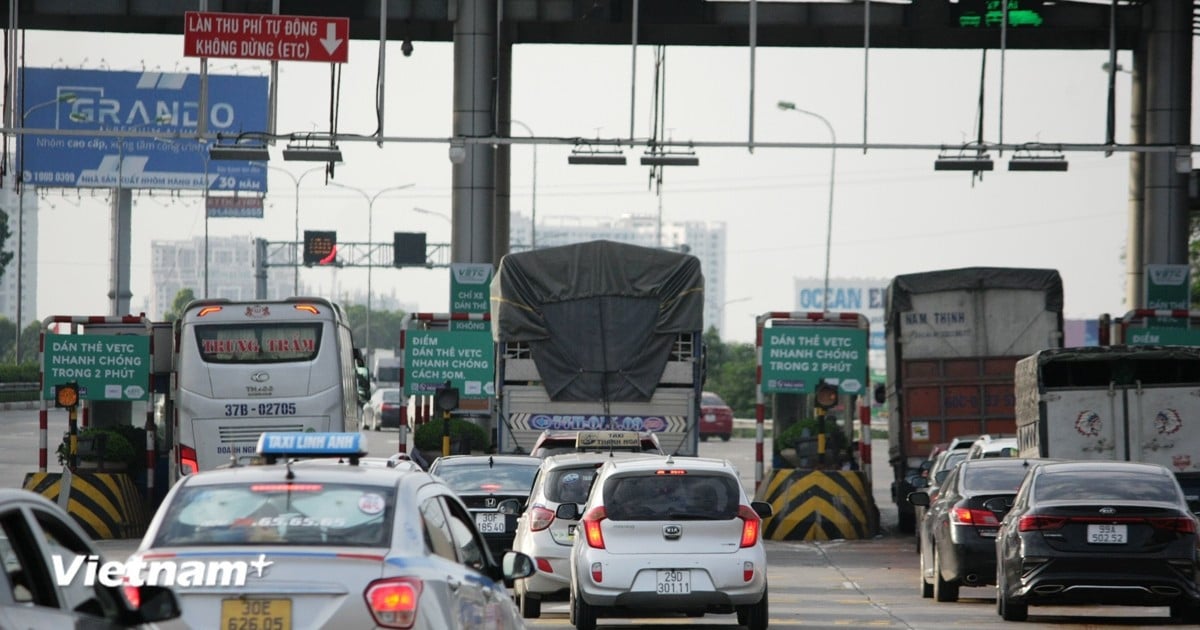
[179,444,198,476]
[529,506,555,532]
[364,577,423,629]
[1018,514,1067,532]
[951,507,1000,527]
[1149,516,1198,534]
[737,505,761,547]
[743,561,754,582]
[591,561,603,583]
[582,506,607,549]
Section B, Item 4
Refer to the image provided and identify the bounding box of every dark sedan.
[995,461,1200,623]
[428,454,542,558]
[910,457,1042,602]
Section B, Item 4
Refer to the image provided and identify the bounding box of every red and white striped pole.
[754,315,766,492]
[397,324,409,454]
[859,394,872,485]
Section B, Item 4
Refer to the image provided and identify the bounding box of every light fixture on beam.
[641,152,699,167]
[568,143,626,166]
[283,144,343,162]
[934,144,993,172]
[1008,146,1069,172]
[210,144,270,161]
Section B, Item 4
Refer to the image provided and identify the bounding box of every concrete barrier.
[23,470,149,539]
[755,468,879,541]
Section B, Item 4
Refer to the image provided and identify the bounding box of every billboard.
[793,277,889,351]
[18,68,268,192]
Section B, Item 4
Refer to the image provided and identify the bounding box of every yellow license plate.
[221,598,291,630]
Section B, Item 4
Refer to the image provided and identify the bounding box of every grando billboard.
[18,68,268,192]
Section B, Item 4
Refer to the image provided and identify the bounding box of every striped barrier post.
[756,468,879,541]
[24,471,150,539]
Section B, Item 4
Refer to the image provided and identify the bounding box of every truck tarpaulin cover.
[491,240,704,401]
[886,266,1063,324]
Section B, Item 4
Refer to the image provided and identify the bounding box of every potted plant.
[414,417,491,461]
[57,427,138,472]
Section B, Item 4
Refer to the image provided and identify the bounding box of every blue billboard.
[18,68,268,192]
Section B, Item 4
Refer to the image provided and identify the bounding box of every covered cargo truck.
[1015,346,1200,511]
[884,267,1063,532]
[490,240,705,456]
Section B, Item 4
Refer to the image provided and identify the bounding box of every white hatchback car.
[510,451,658,618]
[564,455,773,630]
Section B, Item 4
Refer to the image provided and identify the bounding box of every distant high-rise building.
[150,236,292,318]
[0,175,38,337]
[511,213,727,336]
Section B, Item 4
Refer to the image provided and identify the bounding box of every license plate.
[221,598,291,630]
[656,569,691,595]
[476,512,506,533]
[704,413,716,422]
[1087,523,1127,544]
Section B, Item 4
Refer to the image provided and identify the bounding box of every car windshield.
[546,466,602,503]
[1034,471,1181,503]
[603,473,740,520]
[151,482,394,547]
[961,464,1031,493]
[433,461,540,494]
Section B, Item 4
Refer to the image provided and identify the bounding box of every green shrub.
[56,427,139,469]
[414,418,491,453]
[774,418,849,454]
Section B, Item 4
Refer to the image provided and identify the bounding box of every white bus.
[172,297,361,478]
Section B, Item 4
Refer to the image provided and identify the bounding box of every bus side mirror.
[873,383,886,405]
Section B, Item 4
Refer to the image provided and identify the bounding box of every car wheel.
[519,590,541,619]
[932,547,959,602]
[918,540,933,598]
[720,433,731,442]
[699,434,708,442]
[897,510,916,534]
[999,581,1027,622]
[738,586,768,630]
[571,587,597,630]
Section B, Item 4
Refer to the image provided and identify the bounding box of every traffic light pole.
[252,239,455,299]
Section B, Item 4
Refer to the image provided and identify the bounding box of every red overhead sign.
[184,11,349,63]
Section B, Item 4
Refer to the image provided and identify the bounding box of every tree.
[0,210,13,283]
[702,328,759,418]
[17,321,39,365]
[342,305,408,353]
[163,288,197,322]
[0,318,14,362]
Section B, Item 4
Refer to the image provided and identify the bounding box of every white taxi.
[509,451,658,618]
[565,455,773,630]
[130,432,535,630]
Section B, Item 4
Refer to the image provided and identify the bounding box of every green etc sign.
[761,327,868,396]
[404,330,495,398]
[42,334,151,401]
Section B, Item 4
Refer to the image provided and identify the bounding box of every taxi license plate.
[1087,523,1127,544]
[476,512,506,534]
[656,570,691,595]
[221,598,291,630]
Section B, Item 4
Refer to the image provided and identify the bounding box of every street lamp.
[510,120,537,249]
[778,100,837,313]
[411,206,452,225]
[15,92,78,363]
[331,183,415,355]
[269,165,327,295]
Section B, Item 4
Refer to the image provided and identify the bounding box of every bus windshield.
[194,323,322,363]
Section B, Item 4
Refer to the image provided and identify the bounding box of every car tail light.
[1149,516,1198,534]
[1018,514,1067,532]
[737,505,761,547]
[950,507,1000,527]
[179,444,198,476]
[743,561,754,582]
[536,557,553,573]
[591,561,603,583]
[364,577,423,629]
[582,506,607,549]
[529,506,555,532]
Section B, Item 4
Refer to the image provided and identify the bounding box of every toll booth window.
[195,323,322,364]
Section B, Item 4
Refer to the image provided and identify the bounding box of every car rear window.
[702,393,727,407]
[961,464,1030,493]
[433,462,540,495]
[152,482,394,547]
[1034,471,1182,503]
[546,466,602,503]
[603,472,741,520]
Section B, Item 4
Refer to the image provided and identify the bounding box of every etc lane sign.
[18,68,268,192]
[761,327,868,395]
[405,330,495,399]
[449,263,493,332]
[1145,264,1191,329]
[42,334,150,401]
[185,11,349,63]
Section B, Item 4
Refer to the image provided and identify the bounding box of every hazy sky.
[15,27,1189,343]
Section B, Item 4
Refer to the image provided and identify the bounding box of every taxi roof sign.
[256,432,367,463]
[576,431,642,449]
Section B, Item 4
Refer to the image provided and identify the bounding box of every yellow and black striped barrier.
[755,469,879,541]
[23,471,149,540]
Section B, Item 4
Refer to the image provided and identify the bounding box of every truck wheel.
[897,510,916,534]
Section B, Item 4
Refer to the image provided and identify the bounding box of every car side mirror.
[502,550,536,582]
[907,491,930,507]
[496,498,522,515]
[873,383,886,405]
[555,503,580,521]
[750,501,773,519]
[133,585,182,623]
[983,496,1014,514]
